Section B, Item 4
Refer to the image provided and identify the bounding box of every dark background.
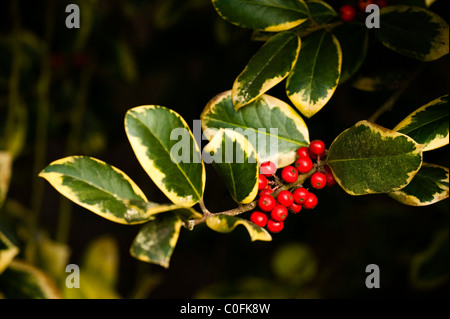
[0,0,448,299]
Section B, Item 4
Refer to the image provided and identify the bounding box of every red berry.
[310,172,327,189]
[281,166,298,183]
[309,140,325,156]
[259,187,273,196]
[303,192,318,209]
[288,202,302,214]
[375,0,388,8]
[72,52,88,68]
[250,211,268,227]
[50,53,64,69]
[276,190,294,207]
[339,4,356,22]
[296,146,310,159]
[293,187,309,204]
[258,194,276,212]
[295,157,313,174]
[260,161,277,177]
[267,219,284,233]
[358,0,374,11]
[324,165,336,187]
[270,205,288,222]
[258,174,268,190]
[326,173,336,187]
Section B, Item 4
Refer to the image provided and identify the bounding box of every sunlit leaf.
[206,214,272,242]
[374,6,449,61]
[232,32,300,109]
[389,163,449,206]
[212,0,309,31]
[394,94,449,151]
[130,212,183,268]
[125,105,205,207]
[203,129,259,204]
[39,156,182,224]
[327,120,423,195]
[286,30,342,118]
[201,90,309,168]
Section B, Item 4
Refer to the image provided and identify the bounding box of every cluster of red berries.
[249,140,336,234]
[339,0,389,22]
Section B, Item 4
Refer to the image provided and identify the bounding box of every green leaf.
[212,0,309,31]
[374,6,449,62]
[82,235,119,288]
[0,151,12,209]
[327,120,423,195]
[203,129,259,204]
[293,0,337,31]
[125,105,205,207]
[115,39,138,83]
[65,235,121,299]
[393,94,449,151]
[251,0,337,42]
[286,30,342,118]
[39,156,181,225]
[0,230,19,275]
[271,243,317,285]
[409,229,449,290]
[333,22,369,84]
[33,231,70,284]
[305,0,337,25]
[350,65,416,92]
[206,214,272,242]
[233,32,300,110]
[0,260,62,299]
[389,163,449,206]
[201,90,310,168]
[130,212,183,268]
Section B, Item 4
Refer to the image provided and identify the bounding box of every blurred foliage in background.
[0,0,448,298]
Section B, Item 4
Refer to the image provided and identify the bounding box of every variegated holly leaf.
[250,1,337,42]
[305,0,337,25]
[327,120,423,195]
[212,0,309,32]
[286,30,342,118]
[130,212,184,268]
[203,129,259,204]
[374,6,449,62]
[333,22,369,85]
[206,214,272,242]
[125,105,205,207]
[0,260,62,298]
[0,151,12,209]
[393,94,449,151]
[389,163,449,206]
[201,91,309,168]
[293,0,337,32]
[0,231,19,275]
[39,156,185,224]
[65,235,121,299]
[232,32,300,110]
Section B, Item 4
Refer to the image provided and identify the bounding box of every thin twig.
[185,166,319,230]
[187,198,257,229]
